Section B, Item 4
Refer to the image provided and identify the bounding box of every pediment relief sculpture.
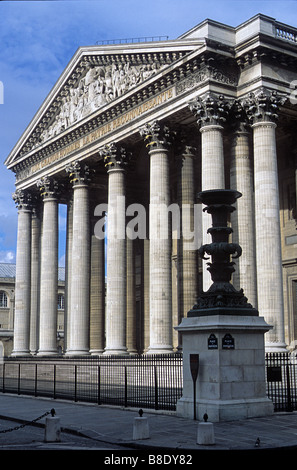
[38,61,165,145]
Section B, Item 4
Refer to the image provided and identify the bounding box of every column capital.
[65,160,92,186]
[12,189,34,211]
[175,127,197,157]
[139,120,175,151]
[99,143,131,171]
[229,100,250,134]
[243,88,286,125]
[36,176,59,199]
[189,92,232,128]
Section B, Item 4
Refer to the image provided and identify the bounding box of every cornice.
[235,34,297,70]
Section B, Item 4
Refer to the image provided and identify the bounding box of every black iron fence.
[1,352,297,413]
[265,352,297,412]
[0,354,183,411]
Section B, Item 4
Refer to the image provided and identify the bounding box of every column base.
[103,348,129,355]
[37,350,59,357]
[146,345,174,354]
[11,350,31,357]
[65,350,90,356]
[265,341,288,352]
[89,349,104,355]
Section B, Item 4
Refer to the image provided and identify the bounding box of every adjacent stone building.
[4,14,297,356]
[0,264,65,356]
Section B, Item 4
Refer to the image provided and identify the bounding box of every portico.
[5,14,297,356]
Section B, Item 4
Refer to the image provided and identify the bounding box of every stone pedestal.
[44,415,61,442]
[176,314,274,422]
[133,417,150,440]
[197,421,215,445]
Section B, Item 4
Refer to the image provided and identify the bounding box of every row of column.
[12,87,287,356]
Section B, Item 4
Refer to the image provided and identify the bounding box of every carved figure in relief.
[39,60,163,143]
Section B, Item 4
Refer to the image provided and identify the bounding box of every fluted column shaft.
[140,121,174,353]
[230,126,257,308]
[37,178,59,355]
[12,190,32,356]
[100,144,130,355]
[176,144,198,332]
[126,230,137,353]
[65,162,91,355]
[30,205,41,354]
[189,94,230,291]
[106,168,127,354]
[149,147,172,352]
[64,198,73,353]
[90,231,105,355]
[245,90,286,350]
[253,121,286,349]
[143,238,150,352]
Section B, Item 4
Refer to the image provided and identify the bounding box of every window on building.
[58,294,64,310]
[0,291,7,308]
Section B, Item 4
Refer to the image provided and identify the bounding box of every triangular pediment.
[5,39,201,168]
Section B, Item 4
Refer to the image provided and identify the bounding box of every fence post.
[17,363,21,395]
[154,365,158,410]
[97,365,101,405]
[2,362,5,393]
[124,366,127,407]
[286,364,292,412]
[74,365,77,402]
[53,364,56,399]
[35,363,38,397]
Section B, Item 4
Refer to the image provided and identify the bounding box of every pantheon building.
[5,14,297,356]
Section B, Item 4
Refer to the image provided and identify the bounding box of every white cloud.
[0,251,15,264]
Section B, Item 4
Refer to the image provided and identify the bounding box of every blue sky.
[0,0,297,265]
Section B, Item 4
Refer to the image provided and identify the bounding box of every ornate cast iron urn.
[188,189,258,317]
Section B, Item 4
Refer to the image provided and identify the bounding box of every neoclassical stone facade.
[5,14,297,356]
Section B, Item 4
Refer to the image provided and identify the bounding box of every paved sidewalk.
[0,393,297,453]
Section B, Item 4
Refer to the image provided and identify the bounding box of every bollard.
[197,413,215,446]
[133,409,150,440]
[44,408,61,443]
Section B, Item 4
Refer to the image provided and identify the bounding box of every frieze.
[176,64,238,95]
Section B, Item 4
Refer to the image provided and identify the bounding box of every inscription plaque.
[208,333,218,349]
[222,333,235,349]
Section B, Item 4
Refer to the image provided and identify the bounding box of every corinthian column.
[229,102,257,308]
[100,144,130,355]
[176,137,198,330]
[12,189,33,356]
[89,201,105,355]
[36,177,59,356]
[245,89,286,351]
[189,93,231,290]
[140,121,174,353]
[65,161,91,355]
[30,202,41,354]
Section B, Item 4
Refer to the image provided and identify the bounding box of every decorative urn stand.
[176,189,274,422]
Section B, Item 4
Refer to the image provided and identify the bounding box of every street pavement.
[0,393,297,459]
